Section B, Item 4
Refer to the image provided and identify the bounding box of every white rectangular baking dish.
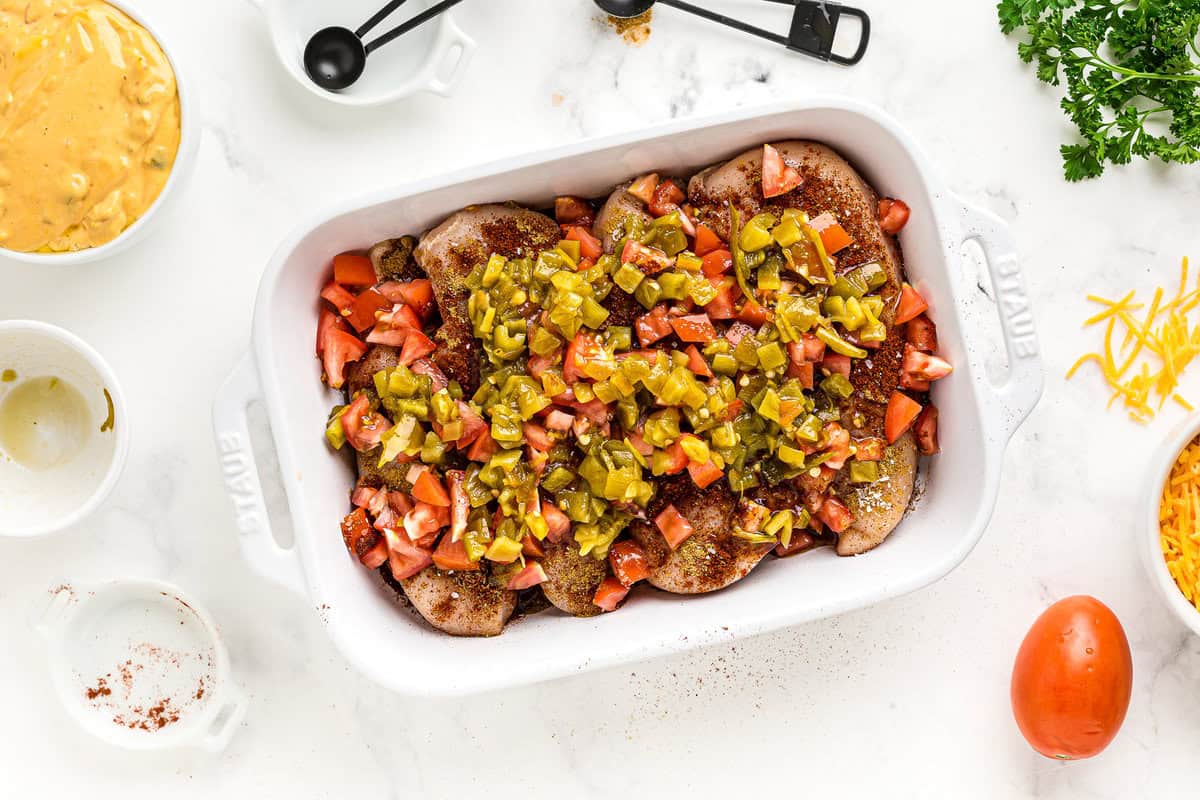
[213,98,1043,697]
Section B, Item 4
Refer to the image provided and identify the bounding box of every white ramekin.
[0,0,198,266]
[0,321,130,537]
[36,579,246,751]
[1141,413,1200,637]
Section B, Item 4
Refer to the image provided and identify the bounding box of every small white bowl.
[0,0,198,266]
[37,579,246,751]
[1141,413,1200,637]
[247,0,476,107]
[0,321,130,537]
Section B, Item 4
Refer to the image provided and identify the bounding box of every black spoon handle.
[364,0,465,54]
[658,0,789,48]
[357,0,408,38]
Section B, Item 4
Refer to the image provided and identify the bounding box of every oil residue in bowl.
[0,376,91,470]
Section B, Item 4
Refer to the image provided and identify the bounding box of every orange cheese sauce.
[0,0,180,253]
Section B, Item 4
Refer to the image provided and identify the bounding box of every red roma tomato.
[1011,596,1132,760]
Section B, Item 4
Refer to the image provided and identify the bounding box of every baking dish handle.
[424,14,476,97]
[212,355,306,595]
[956,198,1044,443]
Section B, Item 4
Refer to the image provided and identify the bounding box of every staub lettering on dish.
[994,259,1038,358]
[218,432,261,534]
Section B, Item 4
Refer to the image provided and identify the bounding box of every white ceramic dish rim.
[35,578,247,752]
[1140,413,1200,637]
[0,320,130,537]
[245,0,477,106]
[215,97,1045,695]
[0,0,198,267]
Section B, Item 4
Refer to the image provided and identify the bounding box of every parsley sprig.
[998,0,1200,179]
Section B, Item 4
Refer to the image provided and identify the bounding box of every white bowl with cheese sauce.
[0,0,197,266]
[0,321,129,536]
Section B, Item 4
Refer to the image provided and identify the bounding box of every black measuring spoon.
[304,0,466,91]
[595,0,870,65]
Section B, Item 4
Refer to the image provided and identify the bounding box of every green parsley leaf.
[999,0,1200,179]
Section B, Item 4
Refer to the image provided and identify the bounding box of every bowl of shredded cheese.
[1145,414,1200,637]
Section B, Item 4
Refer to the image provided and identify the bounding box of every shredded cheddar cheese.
[1068,258,1200,423]
[1160,435,1200,610]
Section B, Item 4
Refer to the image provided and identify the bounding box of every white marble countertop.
[4,0,1200,797]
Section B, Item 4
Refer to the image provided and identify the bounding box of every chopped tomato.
[444,470,468,541]
[320,281,356,314]
[899,371,931,392]
[333,253,377,287]
[398,330,437,366]
[659,441,690,475]
[884,391,923,444]
[321,327,367,387]
[346,288,391,332]
[906,314,938,352]
[670,313,717,343]
[412,470,451,507]
[895,283,929,325]
[821,422,852,470]
[635,305,674,347]
[541,501,571,542]
[913,404,940,455]
[454,401,487,448]
[648,179,685,217]
[378,279,435,319]
[655,504,695,550]
[626,430,654,456]
[432,533,478,571]
[403,502,444,542]
[508,562,549,590]
[545,409,574,432]
[621,240,673,274]
[818,222,853,255]
[465,428,497,461]
[564,330,608,383]
[902,345,953,381]
[351,486,379,508]
[854,437,886,461]
[694,225,723,257]
[365,327,409,347]
[704,279,737,320]
[725,321,755,347]
[340,508,379,560]
[410,358,449,392]
[359,538,389,569]
[687,458,723,489]
[316,308,348,356]
[342,394,389,452]
[736,298,770,327]
[878,198,911,235]
[527,352,557,378]
[609,540,651,586]
[816,496,854,533]
[555,196,594,226]
[565,226,603,260]
[522,422,554,452]
[684,345,713,377]
[383,529,433,579]
[762,144,803,198]
[801,333,827,362]
[787,359,815,389]
[700,249,733,277]
[627,173,659,205]
[821,352,852,378]
[593,576,630,612]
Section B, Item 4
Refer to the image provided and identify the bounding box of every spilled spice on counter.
[606,10,652,45]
